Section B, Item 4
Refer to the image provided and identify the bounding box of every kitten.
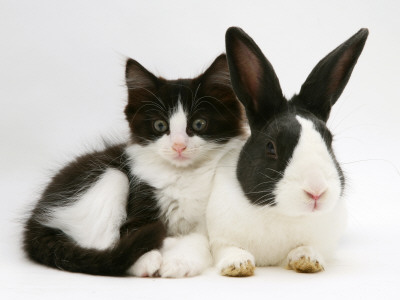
[23,54,246,277]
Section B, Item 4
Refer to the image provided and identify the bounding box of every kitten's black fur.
[23,54,243,276]
[125,55,243,145]
[24,146,165,276]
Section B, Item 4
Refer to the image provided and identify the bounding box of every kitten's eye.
[266,141,277,159]
[192,119,207,132]
[153,120,168,133]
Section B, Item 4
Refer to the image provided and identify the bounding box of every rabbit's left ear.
[225,27,285,129]
[293,29,369,122]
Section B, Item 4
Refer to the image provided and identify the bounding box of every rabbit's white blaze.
[274,116,342,216]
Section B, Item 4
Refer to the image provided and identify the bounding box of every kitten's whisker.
[191,84,202,114]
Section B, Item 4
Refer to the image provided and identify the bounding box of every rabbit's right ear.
[293,29,369,122]
[226,27,285,129]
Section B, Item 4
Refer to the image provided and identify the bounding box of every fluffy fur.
[207,27,368,276]
[23,54,246,277]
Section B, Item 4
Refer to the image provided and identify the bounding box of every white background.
[1,1,400,299]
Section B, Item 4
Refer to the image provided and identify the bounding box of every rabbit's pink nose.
[304,190,325,211]
[306,192,323,201]
[172,143,187,154]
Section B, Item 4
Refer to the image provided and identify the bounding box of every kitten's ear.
[293,29,369,122]
[200,54,231,88]
[225,27,285,129]
[125,58,158,91]
[124,59,160,122]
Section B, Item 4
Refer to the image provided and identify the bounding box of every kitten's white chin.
[168,155,195,168]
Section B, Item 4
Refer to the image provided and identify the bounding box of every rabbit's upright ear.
[225,27,285,129]
[294,29,369,122]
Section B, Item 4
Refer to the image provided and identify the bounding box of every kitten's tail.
[23,219,166,276]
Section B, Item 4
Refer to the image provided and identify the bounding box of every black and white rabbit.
[207,27,368,276]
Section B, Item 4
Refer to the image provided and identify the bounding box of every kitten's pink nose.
[172,143,187,154]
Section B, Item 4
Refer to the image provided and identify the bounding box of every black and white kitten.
[23,54,246,277]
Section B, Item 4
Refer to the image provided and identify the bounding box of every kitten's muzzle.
[172,143,187,155]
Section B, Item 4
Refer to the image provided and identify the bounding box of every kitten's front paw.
[287,246,325,273]
[159,255,206,278]
[127,250,162,277]
[217,249,255,277]
[158,234,212,278]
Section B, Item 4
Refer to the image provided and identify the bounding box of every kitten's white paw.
[287,246,325,273]
[159,255,205,278]
[159,234,211,278]
[217,248,255,277]
[127,250,162,277]
[162,237,179,251]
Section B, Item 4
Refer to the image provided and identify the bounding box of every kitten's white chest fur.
[126,138,242,236]
[126,101,246,237]
[125,138,244,278]
[154,167,212,235]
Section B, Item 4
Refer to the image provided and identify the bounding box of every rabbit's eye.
[266,141,277,159]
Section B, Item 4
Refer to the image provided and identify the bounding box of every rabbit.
[206,27,368,276]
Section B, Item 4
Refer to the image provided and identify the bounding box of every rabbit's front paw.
[221,260,255,277]
[287,246,325,273]
[218,248,255,277]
